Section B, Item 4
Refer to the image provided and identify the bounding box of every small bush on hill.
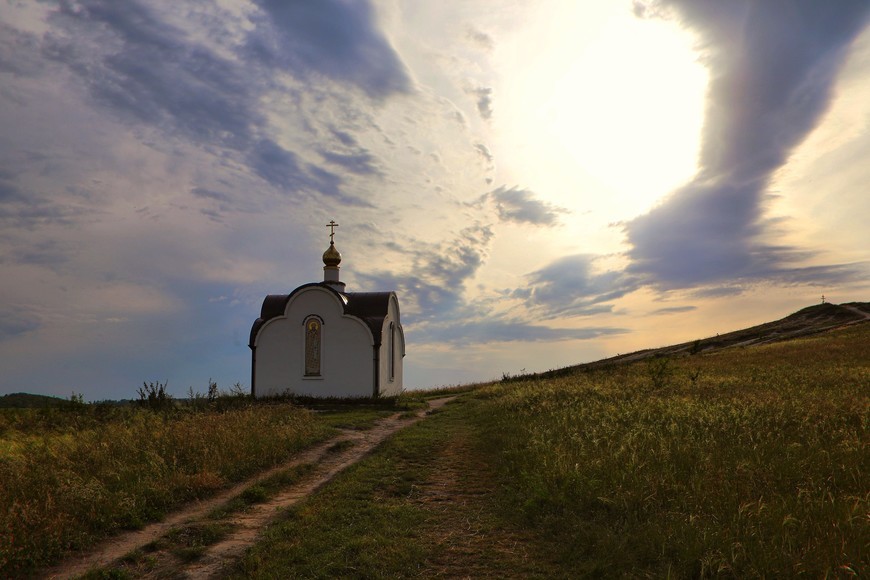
[136,381,172,411]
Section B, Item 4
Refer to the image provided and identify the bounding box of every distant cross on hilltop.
[821,294,826,304]
[326,220,339,243]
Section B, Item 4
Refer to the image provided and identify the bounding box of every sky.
[1,0,869,401]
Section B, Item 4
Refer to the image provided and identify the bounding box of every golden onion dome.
[322,242,342,267]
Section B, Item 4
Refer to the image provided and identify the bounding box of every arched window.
[304,317,322,376]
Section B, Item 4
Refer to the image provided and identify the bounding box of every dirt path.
[411,422,540,578]
[43,397,455,579]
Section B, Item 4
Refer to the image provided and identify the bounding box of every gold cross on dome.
[326,220,339,243]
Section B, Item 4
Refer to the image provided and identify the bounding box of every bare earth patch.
[43,397,455,579]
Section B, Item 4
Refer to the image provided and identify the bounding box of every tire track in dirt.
[43,397,455,579]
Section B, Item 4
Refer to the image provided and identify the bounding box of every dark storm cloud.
[523,254,641,319]
[625,0,870,289]
[249,0,412,98]
[479,186,566,226]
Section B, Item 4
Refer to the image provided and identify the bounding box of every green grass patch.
[316,408,395,430]
[165,522,234,562]
[310,392,429,430]
[230,421,443,578]
[77,567,134,580]
[208,463,316,520]
[85,522,234,577]
[230,397,557,578]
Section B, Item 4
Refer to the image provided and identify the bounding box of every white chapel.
[249,221,405,398]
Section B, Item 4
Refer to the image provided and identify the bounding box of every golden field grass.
[235,324,868,578]
[0,400,331,574]
[472,323,868,576]
[1,322,867,577]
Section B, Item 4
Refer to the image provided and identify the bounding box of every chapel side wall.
[377,295,404,397]
[255,288,374,398]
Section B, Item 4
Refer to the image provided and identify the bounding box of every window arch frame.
[303,315,324,378]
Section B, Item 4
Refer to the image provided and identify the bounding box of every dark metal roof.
[344,292,395,346]
[249,283,396,348]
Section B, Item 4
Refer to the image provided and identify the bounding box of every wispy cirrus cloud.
[521,254,640,319]
[476,186,567,227]
[359,224,494,322]
[359,227,627,346]
[651,305,696,315]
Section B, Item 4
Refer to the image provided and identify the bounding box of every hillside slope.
[0,392,73,408]
[527,301,869,380]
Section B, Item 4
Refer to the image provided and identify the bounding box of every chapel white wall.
[254,287,374,398]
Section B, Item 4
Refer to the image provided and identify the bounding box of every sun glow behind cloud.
[494,2,708,223]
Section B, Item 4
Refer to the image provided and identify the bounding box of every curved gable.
[250,284,392,348]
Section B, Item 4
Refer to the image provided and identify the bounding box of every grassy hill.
[3,303,867,576]
[507,301,870,380]
[234,321,869,577]
[0,392,73,408]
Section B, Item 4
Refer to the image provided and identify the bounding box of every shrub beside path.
[43,396,456,579]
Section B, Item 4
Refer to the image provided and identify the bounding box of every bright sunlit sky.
[2,0,869,400]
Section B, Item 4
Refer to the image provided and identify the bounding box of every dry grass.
[476,324,869,576]
[3,324,866,576]
[0,401,330,575]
